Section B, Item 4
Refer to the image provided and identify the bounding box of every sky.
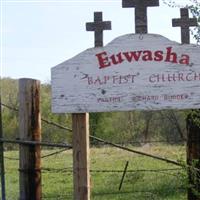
[0,0,198,83]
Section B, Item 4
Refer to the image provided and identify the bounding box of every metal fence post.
[0,95,6,200]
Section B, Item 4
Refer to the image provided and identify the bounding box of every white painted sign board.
[51,34,200,113]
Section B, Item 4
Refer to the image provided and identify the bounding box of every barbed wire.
[1,137,182,167]
[4,148,70,161]
[4,166,183,174]
[90,139,186,145]
[4,164,184,177]
[1,102,187,144]
[1,102,183,167]
[41,148,69,159]
[1,102,72,132]
[0,138,72,149]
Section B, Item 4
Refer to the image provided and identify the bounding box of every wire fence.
[1,102,189,199]
[1,102,187,144]
[4,147,187,200]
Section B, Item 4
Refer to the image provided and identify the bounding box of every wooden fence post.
[187,112,200,200]
[72,113,90,200]
[19,78,42,200]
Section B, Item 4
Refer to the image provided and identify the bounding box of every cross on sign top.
[172,8,198,44]
[122,0,159,34]
[86,12,111,47]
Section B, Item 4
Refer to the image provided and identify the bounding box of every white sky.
[0,0,198,83]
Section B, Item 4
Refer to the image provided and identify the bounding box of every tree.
[159,110,186,141]
[162,0,200,44]
[1,78,72,148]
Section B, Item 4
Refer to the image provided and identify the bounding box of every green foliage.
[186,110,200,128]
[189,1,200,44]
[1,78,19,149]
[1,78,72,149]
[40,83,72,143]
[90,110,187,144]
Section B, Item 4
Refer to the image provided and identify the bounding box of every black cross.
[122,0,159,34]
[86,12,111,47]
[172,8,198,44]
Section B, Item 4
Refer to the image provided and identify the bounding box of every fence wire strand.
[1,102,189,199]
[1,102,184,167]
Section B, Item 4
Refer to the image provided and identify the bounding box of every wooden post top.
[172,8,198,44]
[86,12,111,47]
[122,0,159,34]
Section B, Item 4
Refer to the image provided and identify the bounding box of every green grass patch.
[4,144,187,199]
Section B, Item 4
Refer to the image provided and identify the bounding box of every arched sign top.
[51,34,200,113]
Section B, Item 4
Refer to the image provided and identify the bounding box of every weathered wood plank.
[19,78,42,200]
[72,113,90,200]
[52,34,200,113]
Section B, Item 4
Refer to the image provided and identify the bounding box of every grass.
[3,144,187,200]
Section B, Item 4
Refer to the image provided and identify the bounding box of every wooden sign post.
[72,113,90,200]
[173,8,199,200]
[71,12,111,200]
[19,79,42,200]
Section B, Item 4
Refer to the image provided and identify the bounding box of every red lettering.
[179,54,189,65]
[110,52,124,65]
[142,50,153,61]
[123,51,142,62]
[96,51,111,69]
[165,47,178,63]
[96,48,190,69]
[154,51,163,61]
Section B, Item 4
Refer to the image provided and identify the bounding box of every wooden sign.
[51,34,200,113]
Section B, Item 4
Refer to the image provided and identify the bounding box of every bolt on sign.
[51,34,200,113]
